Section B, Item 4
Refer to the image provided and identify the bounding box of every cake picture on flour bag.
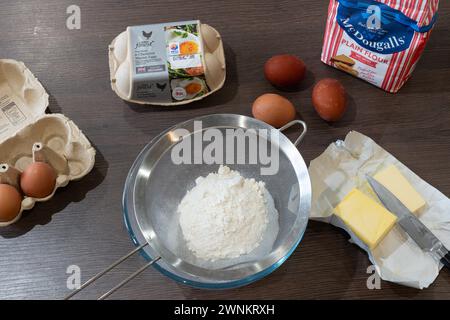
[321,0,439,93]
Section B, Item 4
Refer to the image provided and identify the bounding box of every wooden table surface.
[0,0,449,300]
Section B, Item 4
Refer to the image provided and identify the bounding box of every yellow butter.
[335,189,397,249]
[374,165,426,214]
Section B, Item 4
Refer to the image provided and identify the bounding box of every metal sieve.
[65,114,311,299]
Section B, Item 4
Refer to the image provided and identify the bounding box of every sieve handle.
[64,242,160,300]
[98,256,161,300]
[279,120,307,147]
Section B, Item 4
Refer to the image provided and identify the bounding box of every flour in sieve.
[178,165,273,261]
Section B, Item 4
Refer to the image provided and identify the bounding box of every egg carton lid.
[0,59,49,144]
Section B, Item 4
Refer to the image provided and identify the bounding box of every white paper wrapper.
[309,131,450,289]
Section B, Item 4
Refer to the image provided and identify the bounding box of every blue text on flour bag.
[321,0,439,93]
[337,0,414,54]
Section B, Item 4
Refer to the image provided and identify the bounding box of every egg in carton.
[0,59,95,226]
[108,21,226,105]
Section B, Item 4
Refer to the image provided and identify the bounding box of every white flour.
[178,166,273,261]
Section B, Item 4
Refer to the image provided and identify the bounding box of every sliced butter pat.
[374,164,426,214]
[335,189,397,249]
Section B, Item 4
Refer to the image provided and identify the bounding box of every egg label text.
[128,21,209,103]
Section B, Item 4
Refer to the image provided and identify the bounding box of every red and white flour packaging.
[321,0,439,93]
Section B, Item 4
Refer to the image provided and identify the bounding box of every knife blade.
[366,175,450,269]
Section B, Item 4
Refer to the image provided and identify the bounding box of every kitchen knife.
[366,175,450,269]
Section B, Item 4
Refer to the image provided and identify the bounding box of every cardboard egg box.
[0,59,95,226]
[108,22,226,105]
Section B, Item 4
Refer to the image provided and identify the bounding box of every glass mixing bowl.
[122,114,311,289]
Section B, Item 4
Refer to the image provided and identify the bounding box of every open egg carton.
[108,22,226,105]
[0,59,95,226]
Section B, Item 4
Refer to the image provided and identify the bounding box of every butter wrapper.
[309,131,450,289]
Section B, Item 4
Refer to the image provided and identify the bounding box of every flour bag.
[321,0,439,93]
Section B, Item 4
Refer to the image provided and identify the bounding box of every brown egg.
[252,93,296,128]
[312,78,347,122]
[20,162,57,198]
[0,184,22,222]
[264,54,306,88]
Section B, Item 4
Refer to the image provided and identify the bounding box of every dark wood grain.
[0,0,449,300]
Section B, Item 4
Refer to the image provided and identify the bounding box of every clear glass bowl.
[122,114,311,289]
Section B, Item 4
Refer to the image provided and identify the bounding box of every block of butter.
[374,165,426,214]
[310,131,450,289]
[334,189,397,249]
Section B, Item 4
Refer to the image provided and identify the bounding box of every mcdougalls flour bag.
[321,0,439,93]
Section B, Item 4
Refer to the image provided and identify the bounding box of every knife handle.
[441,252,450,269]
